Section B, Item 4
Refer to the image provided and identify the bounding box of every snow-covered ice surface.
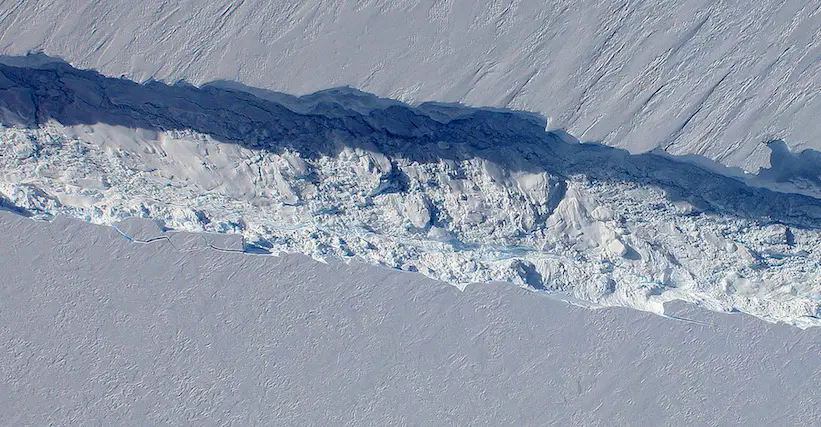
[0,0,819,171]
[1,212,821,425]
[1,58,821,327]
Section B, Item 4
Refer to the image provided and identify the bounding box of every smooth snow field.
[1,212,820,425]
[0,0,819,171]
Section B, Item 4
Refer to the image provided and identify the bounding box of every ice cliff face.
[0,0,818,171]
[1,60,821,327]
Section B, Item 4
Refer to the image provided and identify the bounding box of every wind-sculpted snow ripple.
[1,58,820,327]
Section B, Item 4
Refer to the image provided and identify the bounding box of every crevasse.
[1,60,820,327]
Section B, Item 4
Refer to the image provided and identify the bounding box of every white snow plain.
[1,58,820,327]
[0,0,819,171]
[2,212,821,425]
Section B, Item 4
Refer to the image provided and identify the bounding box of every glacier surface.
[3,212,821,425]
[1,58,821,327]
[0,0,819,171]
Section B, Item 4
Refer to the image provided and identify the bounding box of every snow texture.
[1,58,821,327]
[0,0,818,171]
[1,212,821,425]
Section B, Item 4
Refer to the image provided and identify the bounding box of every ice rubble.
[0,61,820,327]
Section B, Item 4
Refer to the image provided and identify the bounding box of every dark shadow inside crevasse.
[758,140,821,188]
[1,53,820,230]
